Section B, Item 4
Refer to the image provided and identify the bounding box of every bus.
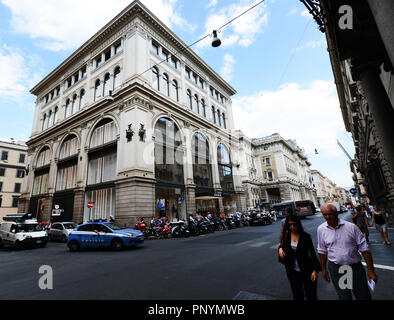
[271,200,316,219]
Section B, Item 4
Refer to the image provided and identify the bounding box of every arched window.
[59,135,79,160]
[217,144,233,190]
[36,146,51,168]
[201,99,206,118]
[192,133,212,187]
[65,99,70,118]
[56,135,79,191]
[194,94,199,114]
[222,113,226,129]
[103,73,110,97]
[154,118,184,185]
[86,119,118,221]
[33,147,51,196]
[79,90,85,110]
[94,79,100,101]
[172,80,179,102]
[163,73,170,96]
[211,106,216,124]
[72,94,77,114]
[53,106,58,125]
[47,110,53,128]
[152,67,160,91]
[42,114,47,130]
[114,66,121,89]
[90,118,118,149]
[187,90,192,109]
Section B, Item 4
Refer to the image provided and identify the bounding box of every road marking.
[362,262,394,271]
[250,241,269,248]
[233,291,276,300]
[235,239,256,246]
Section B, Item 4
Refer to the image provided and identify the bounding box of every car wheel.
[111,238,124,251]
[68,240,80,252]
[14,240,22,250]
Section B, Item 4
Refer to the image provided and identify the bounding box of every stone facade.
[238,132,318,209]
[0,140,28,220]
[320,0,394,221]
[19,0,246,226]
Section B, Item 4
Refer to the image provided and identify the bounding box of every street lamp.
[211,30,221,48]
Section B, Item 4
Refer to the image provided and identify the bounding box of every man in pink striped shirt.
[318,204,378,300]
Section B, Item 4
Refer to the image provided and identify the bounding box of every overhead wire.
[135,0,267,80]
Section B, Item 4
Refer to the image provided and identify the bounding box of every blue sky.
[0,0,355,188]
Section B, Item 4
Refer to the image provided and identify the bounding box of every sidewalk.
[367,227,394,269]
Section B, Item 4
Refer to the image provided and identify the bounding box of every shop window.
[154,118,184,185]
[217,143,233,190]
[192,133,213,188]
[84,187,115,221]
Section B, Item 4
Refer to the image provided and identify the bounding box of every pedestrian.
[352,206,370,243]
[278,215,321,300]
[318,204,378,300]
[278,207,293,246]
[369,206,391,246]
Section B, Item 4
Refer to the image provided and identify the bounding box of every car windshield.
[104,223,125,231]
[17,223,42,232]
[63,223,77,229]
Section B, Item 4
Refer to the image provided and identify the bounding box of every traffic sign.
[87,201,94,209]
[349,188,357,195]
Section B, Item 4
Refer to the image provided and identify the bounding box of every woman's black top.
[282,231,322,274]
[374,213,386,225]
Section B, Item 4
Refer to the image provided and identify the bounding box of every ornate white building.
[238,132,318,209]
[18,0,246,225]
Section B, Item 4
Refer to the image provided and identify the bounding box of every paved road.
[0,212,393,300]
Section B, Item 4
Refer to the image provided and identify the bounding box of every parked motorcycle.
[168,221,190,238]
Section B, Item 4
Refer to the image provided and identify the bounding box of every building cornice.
[30,0,236,97]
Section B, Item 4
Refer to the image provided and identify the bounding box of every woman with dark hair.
[369,206,391,245]
[278,215,321,300]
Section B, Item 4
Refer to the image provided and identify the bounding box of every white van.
[0,214,48,249]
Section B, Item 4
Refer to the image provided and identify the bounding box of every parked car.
[249,211,272,225]
[0,213,48,249]
[67,221,144,251]
[48,222,77,242]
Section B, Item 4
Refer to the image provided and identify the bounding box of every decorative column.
[357,65,394,182]
[367,0,394,69]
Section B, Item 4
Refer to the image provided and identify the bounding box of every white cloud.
[233,80,346,157]
[0,0,196,52]
[232,80,354,186]
[220,53,236,82]
[286,8,298,16]
[295,38,326,52]
[197,0,269,49]
[206,0,218,8]
[301,9,312,19]
[0,43,43,101]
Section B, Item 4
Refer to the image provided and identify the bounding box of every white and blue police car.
[67,220,144,251]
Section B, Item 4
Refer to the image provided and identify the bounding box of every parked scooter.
[168,220,190,238]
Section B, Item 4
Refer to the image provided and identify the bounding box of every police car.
[0,213,48,249]
[67,220,144,251]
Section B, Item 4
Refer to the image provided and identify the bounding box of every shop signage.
[51,205,64,217]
